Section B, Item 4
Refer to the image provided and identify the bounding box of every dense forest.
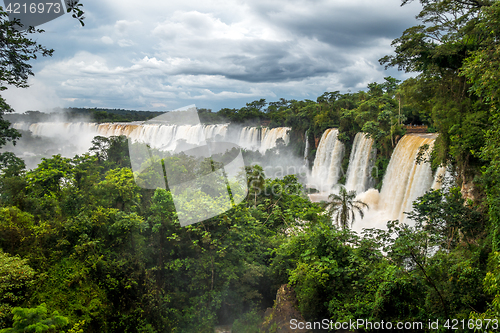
[2,0,500,332]
[5,109,165,124]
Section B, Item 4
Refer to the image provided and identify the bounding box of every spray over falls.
[306,130,442,231]
[11,121,445,231]
[377,134,436,220]
[12,121,290,155]
[352,134,439,231]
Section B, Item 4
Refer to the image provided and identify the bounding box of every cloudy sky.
[2,0,422,113]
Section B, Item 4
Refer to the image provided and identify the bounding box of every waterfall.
[377,134,437,222]
[347,133,438,232]
[12,122,291,155]
[12,122,32,132]
[344,133,376,194]
[236,126,291,152]
[259,127,291,153]
[431,165,448,190]
[238,127,261,150]
[96,123,225,148]
[13,122,100,138]
[97,123,140,138]
[309,129,344,192]
[303,130,310,169]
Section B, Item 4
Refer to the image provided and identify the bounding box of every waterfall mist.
[3,115,451,233]
[3,115,304,182]
[351,134,443,232]
[3,112,94,169]
[306,131,450,232]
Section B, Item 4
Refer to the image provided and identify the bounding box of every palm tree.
[325,186,369,229]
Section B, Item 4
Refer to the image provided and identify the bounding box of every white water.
[352,134,438,232]
[344,133,376,194]
[431,165,448,190]
[12,122,290,155]
[112,123,229,150]
[303,130,309,169]
[309,129,344,192]
[259,127,291,153]
[238,127,261,150]
[15,122,100,138]
[12,122,101,156]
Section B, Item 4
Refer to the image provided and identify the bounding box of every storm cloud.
[2,0,422,112]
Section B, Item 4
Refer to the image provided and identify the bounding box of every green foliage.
[0,153,25,178]
[323,186,369,229]
[95,168,141,212]
[0,207,35,254]
[89,136,131,170]
[374,200,488,322]
[0,1,499,330]
[230,310,262,333]
[379,1,491,178]
[407,188,485,247]
[380,0,491,73]
[0,251,35,328]
[0,8,54,90]
[0,303,68,333]
[271,223,388,321]
[476,251,500,319]
[460,2,500,250]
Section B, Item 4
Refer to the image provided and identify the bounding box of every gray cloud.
[3,0,422,112]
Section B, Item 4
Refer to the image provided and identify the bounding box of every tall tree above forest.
[380,0,493,73]
[379,0,492,174]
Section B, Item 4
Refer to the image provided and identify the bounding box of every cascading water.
[309,129,344,192]
[238,127,261,150]
[303,130,309,169]
[352,133,438,231]
[14,122,100,138]
[377,134,436,222]
[431,165,448,190]
[235,126,291,152]
[121,123,229,150]
[9,122,103,168]
[259,127,291,153]
[344,133,376,194]
[12,122,290,159]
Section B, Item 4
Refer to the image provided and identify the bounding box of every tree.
[380,0,492,73]
[379,0,491,181]
[0,250,35,328]
[460,2,500,249]
[96,168,141,211]
[459,3,500,323]
[0,4,56,147]
[0,3,85,152]
[245,165,265,207]
[324,186,368,229]
[0,303,68,333]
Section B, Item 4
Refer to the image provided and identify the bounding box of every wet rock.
[260,284,311,333]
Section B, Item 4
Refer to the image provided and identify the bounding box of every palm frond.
[325,186,370,229]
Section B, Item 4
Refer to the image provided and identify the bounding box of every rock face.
[260,284,311,333]
[461,179,478,202]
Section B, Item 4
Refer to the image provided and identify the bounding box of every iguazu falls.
[1,1,500,333]
[6,118,447,232]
